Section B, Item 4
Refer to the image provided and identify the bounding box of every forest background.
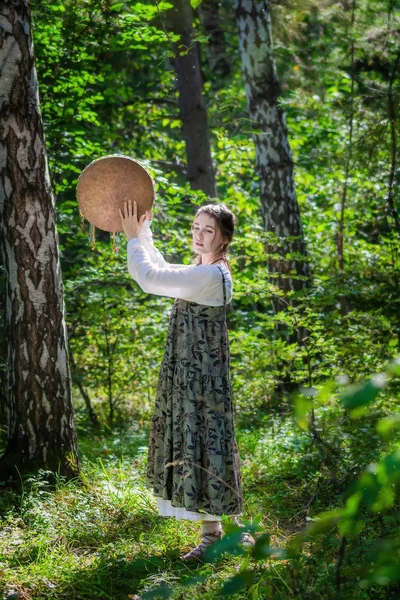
[0,0,399,599]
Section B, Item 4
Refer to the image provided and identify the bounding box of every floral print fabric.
[145,266,243,519]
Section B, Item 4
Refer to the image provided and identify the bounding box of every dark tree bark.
[387,48,400,237]
[164,0,216,196]
[198,0,231,79]
[0,370,6,440]
[0,0,79,479]
[234,0,310,311]
[0,255,6,431]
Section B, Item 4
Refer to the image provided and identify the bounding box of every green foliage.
[1,0,400,597]
[1,367,398,598]
[182,362,400,597]
[191,0,204,10]
[289,357,400,590]
[18,0,399,424]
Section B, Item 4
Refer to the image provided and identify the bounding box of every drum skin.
[77,155,155,232]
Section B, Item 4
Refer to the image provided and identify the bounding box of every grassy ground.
[0,407,399,600]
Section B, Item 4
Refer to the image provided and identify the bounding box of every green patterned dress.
[145,265,243,521]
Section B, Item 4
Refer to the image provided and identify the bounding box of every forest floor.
[0,408,398,600]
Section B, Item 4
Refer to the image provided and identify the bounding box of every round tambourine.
[77,155,155,233]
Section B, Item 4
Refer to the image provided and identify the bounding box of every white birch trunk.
[235,0,310,305]
[0,0,79,478]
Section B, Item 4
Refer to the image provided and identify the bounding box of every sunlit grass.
[1,401,398,599]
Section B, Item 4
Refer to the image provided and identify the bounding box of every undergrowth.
[1,393,399,600]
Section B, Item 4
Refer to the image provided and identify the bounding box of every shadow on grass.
[76,422,151,465]
[59,551,181,599]
[27,538,214,600]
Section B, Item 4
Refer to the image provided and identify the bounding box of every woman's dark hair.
[192,203,236,270]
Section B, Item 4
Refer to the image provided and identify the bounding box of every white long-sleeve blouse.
[127,220,232,306]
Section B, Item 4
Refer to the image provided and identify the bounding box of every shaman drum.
[77,155,155,232]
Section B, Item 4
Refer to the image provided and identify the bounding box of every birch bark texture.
[0,0,79,478]
[164,0,216,196]
[234,0,310,305]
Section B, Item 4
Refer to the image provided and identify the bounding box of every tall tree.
[198,0,231,79]
[234,0,310,311]
[163,0,216,196]
[0,0,79,479]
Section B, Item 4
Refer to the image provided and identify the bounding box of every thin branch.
[335,536,347,597]
[386,48,400,236]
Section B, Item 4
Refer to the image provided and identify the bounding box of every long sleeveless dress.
[145,265,243,521]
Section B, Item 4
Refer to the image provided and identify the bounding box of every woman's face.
[191,212,224,257]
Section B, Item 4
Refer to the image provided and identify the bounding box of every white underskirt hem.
[156,497,242,522]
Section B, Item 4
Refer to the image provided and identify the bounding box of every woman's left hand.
[119,200,146,240]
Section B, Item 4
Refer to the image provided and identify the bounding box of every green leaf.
[340,381,381,409]
[343,491,362,517]
[203,531,244,561]
[383,449,400,478]
[338,517,365,536]
[221,571,254,596]
[190,0,204,9]
[376,414,400,436]
[250,532,271,560]
[141,585,173,599]
[182,575,208,587]
[291,509,342,550]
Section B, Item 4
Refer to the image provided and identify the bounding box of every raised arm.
[127,237,214,301]
[138,220,190,270]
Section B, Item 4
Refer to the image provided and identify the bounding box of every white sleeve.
[127,238,214,301]
[138,221,189,270]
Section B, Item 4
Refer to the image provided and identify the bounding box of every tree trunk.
[0,254,6,432]
[198,0,231,79]
[0,0,79,479]
[234,0,310,311]
[69,351,99,427]
[387,48,400,237]
[164,0,216,196]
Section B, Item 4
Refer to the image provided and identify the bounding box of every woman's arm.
[127,238,214,301]
[138,220,190,270]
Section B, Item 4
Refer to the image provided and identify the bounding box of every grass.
[0,404,399,600]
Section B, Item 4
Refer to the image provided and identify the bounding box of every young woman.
[120,200,249,560]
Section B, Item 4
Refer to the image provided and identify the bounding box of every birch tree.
[0,0,79,478]
[235,0,310,310]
